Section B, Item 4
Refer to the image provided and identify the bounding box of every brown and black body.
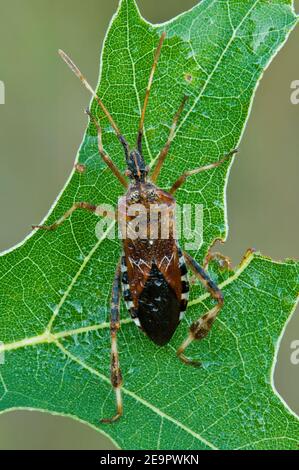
[120,183,189,345]
[34,33,237,423]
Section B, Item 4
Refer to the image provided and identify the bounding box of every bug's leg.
[85,109,128,188]
[32,202,98,231]
[204,251,232,271]
[203,239,232,271]
[137,32,166,153]
[169,149,238,194]
[101,262,123,424]
[177,251,224,367]
[150,96,188,183]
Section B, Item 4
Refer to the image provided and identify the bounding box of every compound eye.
[130,191,140,202]
[147,189,157,201]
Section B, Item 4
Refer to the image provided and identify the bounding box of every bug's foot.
[100,412,122,424]
[222,148,238,161]
[203,238,232,272]
[176,334,202,368]
[32,225,56,231]
[177,352,201,368]
[204,252,232,271]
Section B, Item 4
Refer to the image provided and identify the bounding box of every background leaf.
[0,0,298,450]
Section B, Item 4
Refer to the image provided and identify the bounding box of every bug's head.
[126,150,149,183]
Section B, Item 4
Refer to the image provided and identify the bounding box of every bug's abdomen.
[137,263,180,345]
[121,248,189,346]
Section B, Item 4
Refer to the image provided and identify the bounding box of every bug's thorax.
[125,180,175,207]
[121,180,177,243]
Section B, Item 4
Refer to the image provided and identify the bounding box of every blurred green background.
[0,0,298,450]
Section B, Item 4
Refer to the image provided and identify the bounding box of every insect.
[33,33,237,423]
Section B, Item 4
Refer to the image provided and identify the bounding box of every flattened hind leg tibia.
[177,251,224,367]
[203,238,232,271]
[101,262,123,424]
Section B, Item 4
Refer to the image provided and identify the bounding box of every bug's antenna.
[85,108,128,188]
[137,32,166,153]
[151,95,188,183]
[59,49,129,154]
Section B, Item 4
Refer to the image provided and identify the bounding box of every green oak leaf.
[0,0,298,450]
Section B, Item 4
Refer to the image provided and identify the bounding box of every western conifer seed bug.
[33,33,237,423]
